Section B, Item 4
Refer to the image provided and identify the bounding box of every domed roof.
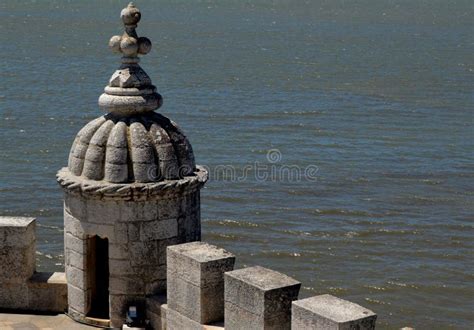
[63,3,199,184]
[68,112,195,183]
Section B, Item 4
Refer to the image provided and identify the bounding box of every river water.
[0,0,473,328]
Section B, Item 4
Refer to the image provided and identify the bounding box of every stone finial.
[98,2,162,116]
[108,2,152,59]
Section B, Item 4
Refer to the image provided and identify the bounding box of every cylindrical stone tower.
[56,3,207,327]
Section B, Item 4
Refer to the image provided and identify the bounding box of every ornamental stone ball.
[120,2,141,25]
[57,4,207,327]
[98,2,159,116]
[108,2,151,58]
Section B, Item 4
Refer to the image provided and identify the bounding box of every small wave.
[204,232,237,240]
[356,229,419,238]
[255,250,303,258]
[282,229,312,237]
[364,298,391,305]
[387,281,419,289]
[364,285,390,292]
[309,208,373,217]
[420,179,443,185]
[204,219,261,228]
[328,287,349,294]
[348,177,370,183]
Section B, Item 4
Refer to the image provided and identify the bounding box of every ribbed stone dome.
[68,112,195,183]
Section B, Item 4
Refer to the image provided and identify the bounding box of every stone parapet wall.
[146,241,377,330]
[0,217,67,313]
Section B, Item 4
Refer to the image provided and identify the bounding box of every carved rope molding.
[57,165,208,200]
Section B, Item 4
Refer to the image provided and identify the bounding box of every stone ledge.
[292,294,377,330]
[0,272,67,313]
[57,165,208,200]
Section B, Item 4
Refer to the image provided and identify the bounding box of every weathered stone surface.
[0,283,29,309]
[64,209,85,239]
[146,278,167,295]
[166,305,203,330]
[58,165,207,199]
[140,218,178,241]
[65,249,86,270]
[0,217,36,247]
[0,312,94,329]
[0,217,36,281]
[109,276,146,295]
[86,198,121,224]
[109,259,133,276]
[63,111,201,183]
[109,243,129,259]
[129,240,160,266]
[65,233,86,254]
[64,194,87,220]
[88,223,115,241]
[157,198,181,219]
[291,294,377,330]
[67,284,91,315]
[0,243,35,282]
[167,242,235,324]
[224,266,300,330]
[27,272,68,313]
[127,222,140,241]
[66,265,87,290]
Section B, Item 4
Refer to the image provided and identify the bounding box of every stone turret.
[57,3,207,327]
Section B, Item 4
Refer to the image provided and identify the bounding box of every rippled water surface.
[1,0,473,328]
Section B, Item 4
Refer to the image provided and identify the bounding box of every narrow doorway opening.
[87,235,110,319]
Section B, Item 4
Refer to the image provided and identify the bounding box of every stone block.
[157,198,181,219]
[127,222,140,241]
[27,272,68,313]
[67,284,91,315]
[291,294,377,330]
[0,282,28,309]
[109,259,133,276]
[86,198,121,224]
[140,218,178,241]
[166,305,203,330]
[64,210,85,239]
[0,217,36,282]
[0,217,35,247]
[65,232,86,254]
[64,193,87,220]
[129,240,160,266]
[167,242,235,324]
[0,242,35,281]
[114,222,129,242]
[109,276,146,295]
[65,249,86,270]
[109,243,129,259]
[119,201,138,222]
[128,264,166,284]
[139,201,160,221]
[224,266,300,330]
[66,265,87,290]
